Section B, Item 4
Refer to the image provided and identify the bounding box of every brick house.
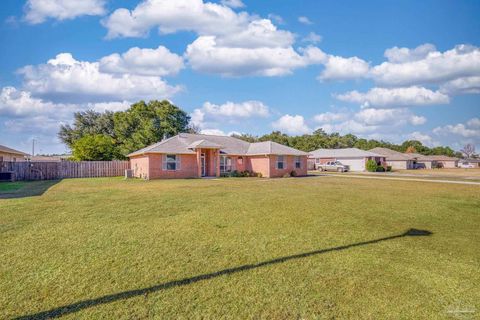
[128,133,308,179]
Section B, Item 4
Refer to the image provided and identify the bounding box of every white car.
[459,162,475,168]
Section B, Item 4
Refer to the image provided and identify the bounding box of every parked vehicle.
[459,162,475,168]
[317,161,349,172]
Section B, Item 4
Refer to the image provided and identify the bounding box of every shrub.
[283,172,291,178]
[290,170,297,177]
[376,166,385,172]
[256,172,263,178]
[240,170,251,177]
[386,166,392,172]
[366,159,378,172]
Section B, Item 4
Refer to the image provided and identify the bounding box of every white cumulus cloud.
[191,100,270,128]
[18,53,181,103]
[335,86,450,108]
[371,44,480,87]
[220,0,245,8]
[298,16,313,25]
[319,55,370,81]
[185,36,307,76]
[102,0,251,38]
[24,0,106,24]
[99,46,184,77]
[272,114,311,134]
[302,32,322,44]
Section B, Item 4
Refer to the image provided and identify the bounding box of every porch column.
[215,149,220,177]
[196,149,202,178]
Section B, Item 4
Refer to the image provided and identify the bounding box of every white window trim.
[220,155,233,173]
[276,155,285,170]
[295,156,301,169]
[163,154,181,171]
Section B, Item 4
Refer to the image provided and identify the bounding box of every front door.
[201,153,206,176]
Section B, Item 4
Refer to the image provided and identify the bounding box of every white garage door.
[338,158,365,171]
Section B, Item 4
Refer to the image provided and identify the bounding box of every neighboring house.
[428,155,459,168]
[0,144,27,162]
[407,153,459,169]
[128,133,308,179]
[29,155,71,162]
[369,147,416,170]
[460,158,480,168]
[308,148,386,172]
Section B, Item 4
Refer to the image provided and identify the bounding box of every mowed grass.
[1,177,479,319]
[0,181,25,192]
[396,168,480,180]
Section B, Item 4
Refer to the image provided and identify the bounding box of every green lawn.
[0,181,25,192]
[1,177,479,319]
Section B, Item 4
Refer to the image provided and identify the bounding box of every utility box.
[0,171,15,182]
[124,169,133,179]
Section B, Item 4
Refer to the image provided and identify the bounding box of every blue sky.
[1,0,479,154]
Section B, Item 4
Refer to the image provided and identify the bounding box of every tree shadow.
[0,180,60,199]
[14,228,432,320]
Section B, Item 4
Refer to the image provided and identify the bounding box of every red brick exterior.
[130,152,307,179]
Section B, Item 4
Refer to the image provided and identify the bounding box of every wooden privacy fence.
[0,161,130,181]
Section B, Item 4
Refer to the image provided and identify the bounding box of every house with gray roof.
[128,133,308,179]
[406,153,459,169]
[369,147,416,170]
[308,147,386,172]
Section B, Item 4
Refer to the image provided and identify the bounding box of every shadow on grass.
[15,228,432,320]
[0,180,59,199]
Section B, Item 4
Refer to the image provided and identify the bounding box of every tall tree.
[59,100,190,160]
[460,143,476,158]
[113,100,190,155]
[59,110,115,149]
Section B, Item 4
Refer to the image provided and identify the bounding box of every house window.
[164,154,180,171]
[237,156,243,165]
[295,156,301,169]
[220,155,232,173]
[276,155,285,169]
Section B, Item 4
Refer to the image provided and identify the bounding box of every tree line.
[59,100,463,160]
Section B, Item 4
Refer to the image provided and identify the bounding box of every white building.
[309,148,386,172]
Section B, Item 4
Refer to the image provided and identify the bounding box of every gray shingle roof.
[309,148,383,158]
[0,144,27,156]
[404,153,458,161]
[247,141,309,156]
[128,133,307,157]
[369,147,416,161]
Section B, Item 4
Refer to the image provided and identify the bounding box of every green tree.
[59,110,115,149]
[72,134,120,161]
[58,100,190,160]
[113,100,190,155]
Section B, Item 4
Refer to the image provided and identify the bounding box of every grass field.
[395,168,480,179]
[1,177,479,319]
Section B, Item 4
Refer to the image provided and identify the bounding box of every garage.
[339,158,367,171]
[309,148,386,172]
